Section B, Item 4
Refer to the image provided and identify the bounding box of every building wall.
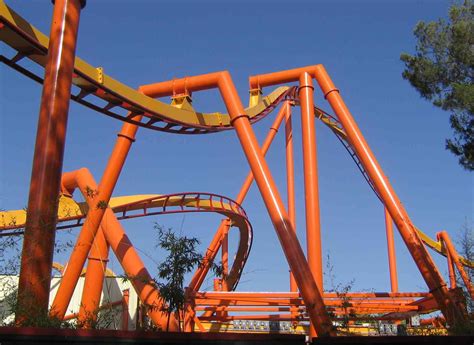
[0,275,139,330]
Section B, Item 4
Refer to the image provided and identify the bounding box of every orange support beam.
[313,64,468,327]
[447,249,457,289]
[284,102,298,323]
[142,72,334,336]
[50,114,143,319]
[221,230,229,291]
[16,0,84,323]
[384,207,399,292]
[249,65,319,90]
[437,231,473,300]
[299,72,322,339]
[56,168,178,331]
[299,72,323,290]
[187,102,289,293]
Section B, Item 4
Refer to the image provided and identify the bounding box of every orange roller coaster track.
[0,0,473,338]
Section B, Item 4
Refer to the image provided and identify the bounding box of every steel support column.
[141,71,334,336]
[50,114,142,319]
[284,101,297,293]
[384,207,399,292]
[299,72,323,339]
[188,103,289,293]
[284,101,298,324]
[59,168,178,330]
[224,85,333,337]
[78,225,110,327]
[16,0,84,323]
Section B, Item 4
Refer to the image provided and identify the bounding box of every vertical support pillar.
[299,72,322,339]
[447,250,457,289]
[16,0,85,323]
[285,101,299,325]
[284,101,297,293]
[437,231,473,299]
[188,103,289,293]
[223,74,333,336]
[221,227,229,291]
[384,207,399,292]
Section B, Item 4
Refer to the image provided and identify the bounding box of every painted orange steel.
[299,72,323,291]
[299,72,322,339]
[50,115,142,319]
[249,65,320,90]
[187,102,289,293]
[249,67,327,310]
[221,231,229,291]
[284,101,297,294]
[284,101,298,325]
[313,64,468,326]
[143,72,333,336]
[57,168,178,330]
[187,220,229,293]
[196,307,300,312]
[16,0,83,322]
[196,298,418,307]
[194,291,430,299]
[8,6,469,330]
[235,103,288,204]
[384,207,399,292]
[447,248,457,289]
[78,225,110,327]
[186,101,291,327]
[437,231,473,299]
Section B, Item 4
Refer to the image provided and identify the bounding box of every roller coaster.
[0,0,472,339]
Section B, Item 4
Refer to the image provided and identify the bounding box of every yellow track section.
[0,0,289,132]
[0,194,245,230]
[2,194,472,268]
[0,193,252,290]
[314,109,474,269]
[416,227,473,268]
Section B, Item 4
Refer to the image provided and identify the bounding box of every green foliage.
[400,0,474,170]
[153,224,223,331]
[324,253,357,334]
[96,200,108,210]
[456,221,474,313]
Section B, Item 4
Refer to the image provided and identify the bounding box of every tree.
[400,0,473,171]
[456,221,474,312]
[154,224,223,331]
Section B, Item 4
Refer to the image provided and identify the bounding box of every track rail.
[311,103,474,269]
[0,192,252,291]
[0,0,294,134]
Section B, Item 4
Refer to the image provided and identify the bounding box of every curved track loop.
[0,1,294,134]
[0,192,252,291]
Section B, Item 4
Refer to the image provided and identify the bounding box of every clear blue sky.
[1,0,472,294]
